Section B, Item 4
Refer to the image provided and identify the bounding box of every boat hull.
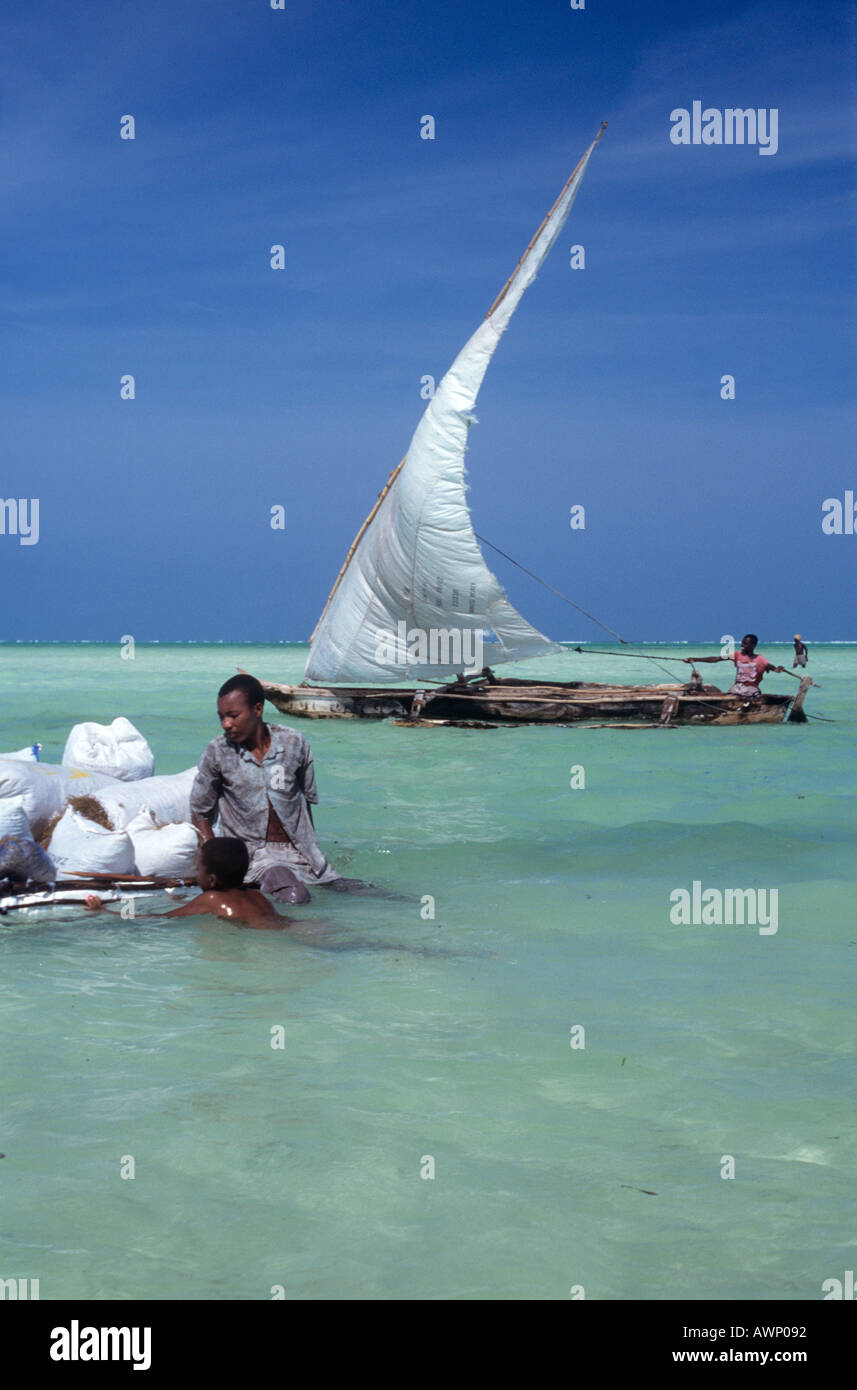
[247,674,810,727]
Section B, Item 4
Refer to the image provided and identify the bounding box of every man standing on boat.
[190,674,360,899]
[683,634,786,700]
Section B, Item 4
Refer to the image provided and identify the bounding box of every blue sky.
[1,0,855,643]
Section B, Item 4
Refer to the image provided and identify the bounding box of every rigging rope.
[475,534,629,646]
[475,532,691,685]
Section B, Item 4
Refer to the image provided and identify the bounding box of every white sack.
[62,717,154,781]
[48,807,136,876]
[92,768,197,831]
[0,759,120,837]
[0,794,33,840]
[0,779,55,887]
[125,809,199,878]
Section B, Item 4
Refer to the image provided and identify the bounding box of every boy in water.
[85,837,284,929]
[793,634,809,668]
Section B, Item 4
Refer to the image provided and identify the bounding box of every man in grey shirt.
[190,674,358,900]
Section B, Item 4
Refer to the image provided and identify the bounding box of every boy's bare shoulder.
[241,888,279,917]
[226,889,289,928]
[163,890,220,918]
[164,887,287,927]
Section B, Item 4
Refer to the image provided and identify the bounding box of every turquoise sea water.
[0,643,854,1301]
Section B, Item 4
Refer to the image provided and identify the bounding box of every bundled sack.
[62,718,154,782]
[0,835,56,887]
[0,759,119,838]
[125,809,199,878]
[0,794,32,840]
[92,768,197,832]
[47,807,136,876]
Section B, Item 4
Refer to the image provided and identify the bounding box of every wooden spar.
[309,455,408,644]
[485,122,607,321]
[430,685,686,702]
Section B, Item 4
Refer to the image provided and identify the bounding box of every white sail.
[306,127,606,685]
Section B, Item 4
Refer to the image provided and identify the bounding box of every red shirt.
[730,651,773,689]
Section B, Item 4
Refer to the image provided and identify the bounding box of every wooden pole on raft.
[62,871,197,888]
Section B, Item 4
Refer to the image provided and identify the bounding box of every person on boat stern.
[793,634,809,668]
[682,634,786,699]
[190,675,361,898]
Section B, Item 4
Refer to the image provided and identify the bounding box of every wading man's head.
[217,674,265,746]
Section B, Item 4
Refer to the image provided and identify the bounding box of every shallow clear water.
[1,644,854,1299]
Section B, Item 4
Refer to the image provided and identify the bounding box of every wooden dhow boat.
[251,671,811,728]
[251,125,812,730]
